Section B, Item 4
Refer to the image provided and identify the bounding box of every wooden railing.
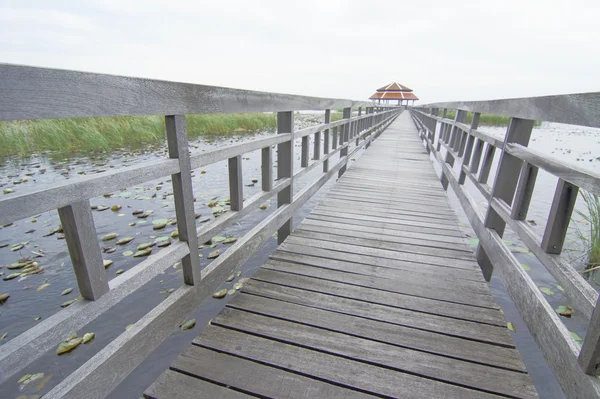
[410,92,600,398]
[0,63,401,398]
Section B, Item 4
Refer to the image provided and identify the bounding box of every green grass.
[441,110,541,127]
[0,113,277,157]
[575,191,600,273]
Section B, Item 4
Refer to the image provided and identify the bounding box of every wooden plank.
[57,199,109,300]
[227,293,524,371]
[170,346,374,399]
[194,325,506,399]
[315,204,458,226]
[283,235,478,270]
[228,155,243,211]
[277,111,294,244]
[261,145,272,191]
[263,260,497,308]
[339,107,351,177]
[252,269,505,325]
[242,279,514,347]
[511,161,538,220]
[541,178,579,254]
[210,308,534,398]
[144,369,252,399]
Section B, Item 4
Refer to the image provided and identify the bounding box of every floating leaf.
[103,259,113,268]
[212,236,227,243]
[18,374,32,383]
[198,217,210,223]
[212,289,227,298]
[557,285,565,292]
[153,223,167,230]
[116,237,134,245]
[97,205,109,211]
[61,288,72,296]
[570,331,582,342]
[259,204,268,210]
[171,230,179,238]
[223,237,237,244]
[137,242,155,251]
[540,287,555,296]
[2,188,14,194]
[4,272,21,280]
[208,250,220,259]
[115,269,124,275]
[152,218,169,225]
[0,332,6,340]
[134,247,152,257]
[132,209,144,215]
[557,305,574,318]
[110,205,122,211]
[180,319,196,331]
[123,250,134,257]
[83,332,95,343]
[507,322,516,332]
[57,337,83,355]
[227,288,236,295]
[37,283,50,292]
[521,264,531,271]
[35,316,41,320]
[10,243,24,252]
[0,293,9,304]
[125,324,134,330]
[61,297,80,307]
[156,237,171,247]
[101,233,118,241]
[226,274,235,282]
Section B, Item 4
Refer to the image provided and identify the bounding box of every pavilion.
[369,82,418,105]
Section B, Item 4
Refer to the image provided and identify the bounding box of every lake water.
[0,114,598,398]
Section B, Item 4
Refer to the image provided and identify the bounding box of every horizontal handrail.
[0,63,401,397]
[0,63,375,121]
[418,92,600,128]
[410,100,600,398]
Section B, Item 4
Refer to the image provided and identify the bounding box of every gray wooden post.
[476,118,535,280]
[261,146,273,192]
[332,126,338,150]
[510,161,538,220]
[541,179,579,254]
[458,113,480,184]
[339,107,351,178]
[437,109,447,152]
[228,155,243,211]
[301,133,309,168]
[579,295,600,375]
[355,107,362,146]
[58,200,109,300]
[323,109,331,172]
[441,110,466,190]
[478,143,496,184]
[470,138,484,174]
[277,111,294,244]
[165,115,201,285]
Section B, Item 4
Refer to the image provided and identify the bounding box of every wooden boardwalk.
[144,113,538,399]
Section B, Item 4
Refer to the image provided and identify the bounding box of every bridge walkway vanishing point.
[145,113,538,398]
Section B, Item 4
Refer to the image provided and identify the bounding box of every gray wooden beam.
[339,107,352,178]
[323,110,331,172]
[277,111,294,244]
[165,115,201,285]
[57,200,109,300]
[228,155,243,211]
[541,179,579,254]
[511,162,538,220]
[261,146,273,192]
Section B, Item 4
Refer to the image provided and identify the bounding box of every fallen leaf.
[208,250,220,259]
[226,274,235,282]
[110,205,122,212]
[122,250,134,257]
[180,319,196,331]
[37,283,50,292]
[212,289,227,298]
[134,248,152,257]
[61,288,73,296]
[57,337,83,355]
[101,233,118,241]
[557,285,565,292]
[507,322,516,332]
[0,292,9,304]
[540,287,555,296]
[556,305,574,318]
[103,259,113,268]
[116,237,134,245]
[83,332,95,343]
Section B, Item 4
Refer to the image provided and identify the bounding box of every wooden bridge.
[1,64,600,398]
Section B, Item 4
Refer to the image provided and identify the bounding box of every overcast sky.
[1,0,599,104]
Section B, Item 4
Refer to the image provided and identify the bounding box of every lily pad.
[171,230,179,238]
[153,223,167,230]
[134,247,152,257]
[137,242,155,251]
[208,250,220,259]
[103,259,113,268]
[180,319,196,331]
[556,305,574,317]
[212,289,227,298]
[123,250,134,257]
[101,233,118,241]
[521,264,531,271]
[259,204,268,210]
[226,274,235,282]
[115,269,124,275]
[83,332,95,343]
[37,283,50,292]
[152,218,169,225]
[57,337,83,355]
[233,282,243,290]
[156,237,171,247]
[507,322,516,332]
[212,236,227,243]
[4,272,21,280]
[227,288,236,295]
[570,331,582,342]
[3,188,14,194]
[0,293,9,304]
[116,237,134,245]
[110,205,122,211]
[61,288,73,296]
[10,243,24,252]
[132,209,144,215]
[97,205,109,211]
[557,285,565,292]
[223,237,237,244]
[540,287,555,296]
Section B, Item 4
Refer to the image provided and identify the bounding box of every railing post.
[541,179,579,254]
[301,129,309,168]
[228,155,243,211]
[475,118,534,280]
[355,107,362,146]
[277,111,294,244]
[510,161,538,220]
[58,200,109,300]
[440,110,466,190]
[458,113,480,184]
[165,115,201,285]
[338,107,351,177]
[365,107,373,149]
[478,143,496,185]
[261,146,273,192]
[323,109,331,172]
[470,138,485,174]
[579,295,600,375]
[436,109,446,152]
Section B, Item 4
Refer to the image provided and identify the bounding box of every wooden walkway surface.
[144,113,538,398]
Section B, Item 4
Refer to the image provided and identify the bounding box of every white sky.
[1,0,599,104]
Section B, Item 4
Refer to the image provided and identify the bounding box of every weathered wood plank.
[194,326,506,399]
[144,369,252,399]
